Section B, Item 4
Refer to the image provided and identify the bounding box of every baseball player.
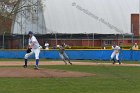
[132,43,139,50]
[111,44,121,64]
[23,31,41,69]
[44,41,49,50]
[58,44,72,65]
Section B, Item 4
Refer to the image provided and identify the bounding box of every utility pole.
[3,32,5,49]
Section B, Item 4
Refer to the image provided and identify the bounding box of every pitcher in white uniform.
[111,44,121,64]
[23,31,41,69]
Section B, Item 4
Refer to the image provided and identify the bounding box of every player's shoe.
[34,65,39,70]
[113,62,116,64]
[23,65,27,68]
[69,62,72,65]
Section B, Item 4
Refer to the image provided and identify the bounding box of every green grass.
[0,65,140,93]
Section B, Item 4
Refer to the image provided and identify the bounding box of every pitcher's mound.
[0,68,95,78]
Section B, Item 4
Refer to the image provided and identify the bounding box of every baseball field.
[0,60,140,93]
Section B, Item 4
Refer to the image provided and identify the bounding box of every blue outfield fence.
[0,50,140,61]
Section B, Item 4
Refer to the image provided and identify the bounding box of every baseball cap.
[28,31,33,35]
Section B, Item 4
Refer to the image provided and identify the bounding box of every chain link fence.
[0,33,139,49]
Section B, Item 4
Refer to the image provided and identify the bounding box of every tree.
[0,0,40,34]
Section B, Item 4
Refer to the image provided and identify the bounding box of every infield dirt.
[0,61,139,78]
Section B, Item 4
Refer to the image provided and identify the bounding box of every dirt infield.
[0,61,140,78]
[0,68,95,78]
[0,61,97,78]
[0,61,140,67]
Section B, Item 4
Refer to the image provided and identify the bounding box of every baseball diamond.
[0,0,140,93]
[0,61,140,78]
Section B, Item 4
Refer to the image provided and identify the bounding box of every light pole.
[55,33,57,46]
[23,33,25,49]
[119,31,124,47]
[3,32,5,49]
[93,33,94,47]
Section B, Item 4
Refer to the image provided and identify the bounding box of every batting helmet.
[28,31,33,35]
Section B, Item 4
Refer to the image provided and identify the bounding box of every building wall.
[3,37,140,49]
[131,14,139,36]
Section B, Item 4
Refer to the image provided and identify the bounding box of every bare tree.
[0,0,40,34]
[0,0,19,34]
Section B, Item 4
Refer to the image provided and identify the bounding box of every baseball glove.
[26,48,32,53]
